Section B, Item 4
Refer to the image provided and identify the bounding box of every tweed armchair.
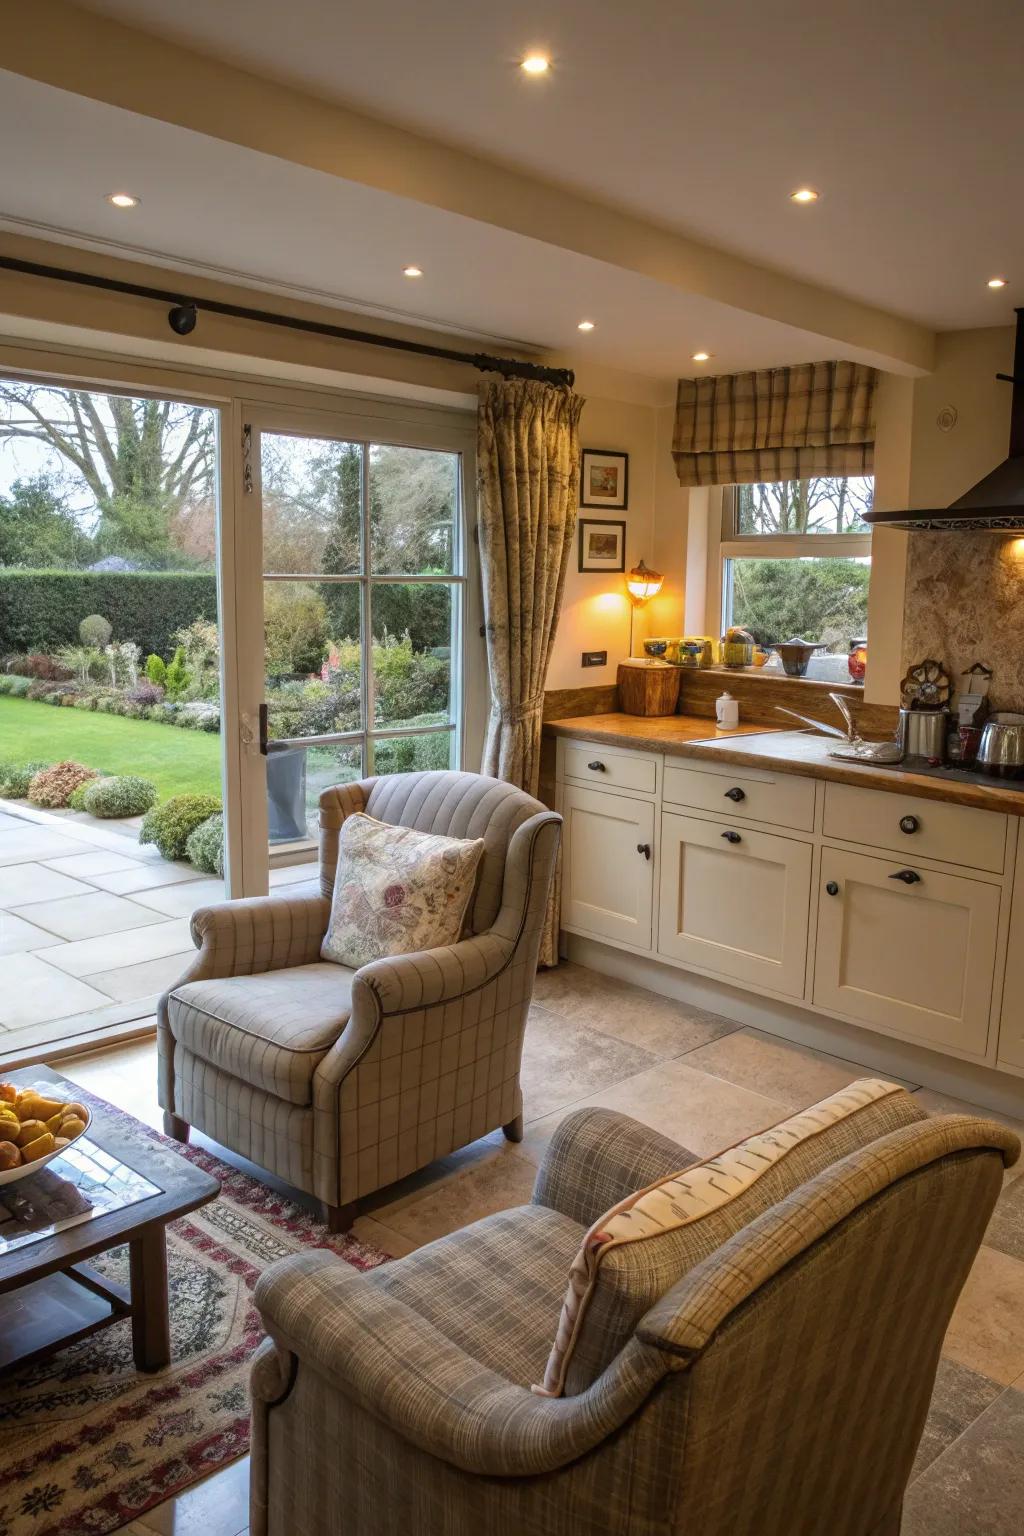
[157,770,560,1230]
[250,1094,1019,1536]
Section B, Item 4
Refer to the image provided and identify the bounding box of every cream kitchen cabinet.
[561,783,656,949]
[658,811,812,998]
[813,846,1001,1058]
[997,820,1024,1071]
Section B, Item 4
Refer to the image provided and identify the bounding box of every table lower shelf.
[0,1262,131,1371]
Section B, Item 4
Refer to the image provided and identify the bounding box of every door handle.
[588,760,606,772]
[889,869,922,884]
[637,843,651,860]
[724,786,746,802]
[721,830,742,844]
[258,702,269,756]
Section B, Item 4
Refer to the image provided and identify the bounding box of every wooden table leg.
[129,1224,170,1371]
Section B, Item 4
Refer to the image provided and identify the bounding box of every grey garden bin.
[267,746,308,842]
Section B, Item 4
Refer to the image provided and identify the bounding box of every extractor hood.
[865,307,1024,532]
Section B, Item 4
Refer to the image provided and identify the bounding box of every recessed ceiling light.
[403,265,423,278]
[691,351,712,362]
[987,276,1009,289]
[789,187,819,204]
[106,192,140,209]
[577,319,595,331]
[521,54,550,75]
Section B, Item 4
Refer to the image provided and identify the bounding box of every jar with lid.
[720,626,754,668]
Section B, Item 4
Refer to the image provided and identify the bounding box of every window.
[720,476,872,681]
[259,431,465,835]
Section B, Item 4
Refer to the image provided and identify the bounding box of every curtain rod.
[0,254,575,389]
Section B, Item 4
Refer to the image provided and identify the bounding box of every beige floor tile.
[0,910,62,955]
[521,1056,791,1166]
[89,862,204,894]
[533,960,740,1057]
[0,826,95,866]
[131,877,228,917]
[41,918,194,977]
[136,1454,249,1536]
[10,890,163,941]
[374,1146,539,1247]
[682,1026,917,1109]
[521,1004,657,1120]
[0,951,111,1029]
[915,1089,1024,1183]
[42,849,142,878]
[0,862,94,905]
[352,1213,419,1258]
[86,951,195,1003]
[943,1245,1024,1385]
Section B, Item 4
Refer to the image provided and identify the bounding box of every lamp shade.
[625,559,664,605]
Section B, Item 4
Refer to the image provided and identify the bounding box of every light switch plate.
[581,650,607,668]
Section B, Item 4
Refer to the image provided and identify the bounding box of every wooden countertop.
[544,712,1024,816]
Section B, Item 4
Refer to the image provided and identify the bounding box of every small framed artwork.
[578,517,626,573]
[580,448,629,510]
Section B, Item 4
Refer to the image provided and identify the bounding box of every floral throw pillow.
[320,812,485,970]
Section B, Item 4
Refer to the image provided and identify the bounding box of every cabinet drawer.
[663,760,815,831]
[823,783,1007,873]
[813,847,999,1058]
[561,741,659,796]
[658,811,812,998]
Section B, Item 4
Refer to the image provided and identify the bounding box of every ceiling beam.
[2,0,935,375]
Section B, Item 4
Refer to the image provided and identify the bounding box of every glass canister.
[848,637,868,685]
[720,626,754,668]
[678,636,714,669]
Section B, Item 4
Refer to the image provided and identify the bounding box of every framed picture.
[578,517,626,573]
[580,448,629,510]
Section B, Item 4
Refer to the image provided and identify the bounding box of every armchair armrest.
[532,1108,695,1228]
[175,889,331,988]
[356,930,514,1016]
[254,1250,665,1477]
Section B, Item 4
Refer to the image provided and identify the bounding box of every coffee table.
[0,1065,219,1372]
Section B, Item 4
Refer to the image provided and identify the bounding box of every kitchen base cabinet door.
[658,812,812,997]
[561,784,655,949]
[813,848,1000,1057]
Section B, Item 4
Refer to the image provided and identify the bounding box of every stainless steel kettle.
[976,713,1024,778]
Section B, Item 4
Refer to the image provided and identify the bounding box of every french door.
[236,399,479,883]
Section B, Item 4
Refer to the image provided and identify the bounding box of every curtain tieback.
[493,693,545,727]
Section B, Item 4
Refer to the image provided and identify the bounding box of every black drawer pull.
[899,815,920,834]
[637,842,651,860]
[587,760,606,772]
[889,869,922,885]
[826,881,840,896]
[724,787,746,802]
[721,830,742,845]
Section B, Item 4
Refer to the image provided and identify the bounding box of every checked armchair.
[157,770,561,1230]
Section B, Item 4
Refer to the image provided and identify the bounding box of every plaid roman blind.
[672,360,878,488]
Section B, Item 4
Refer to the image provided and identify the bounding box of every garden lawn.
[0,696,222,801]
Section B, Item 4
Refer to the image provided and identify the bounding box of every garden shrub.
[140,793,222,861]
[67,781,91,811]
[79,614,112,647]
[146,653,167,685]
[185,812,224,876]
[28,760,99,808]
[7,652,73,681]
[164,645,191,699]
[83,775,158,819]
[0,675,30,697]
[0,761,50,798]
[264,584,328,676]
[0,571,218,657]
[127,682,164,707]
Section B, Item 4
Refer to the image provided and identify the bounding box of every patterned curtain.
[673,360,877,487]
[477,376,584,966]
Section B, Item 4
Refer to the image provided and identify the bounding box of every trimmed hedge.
[0,570,218,658]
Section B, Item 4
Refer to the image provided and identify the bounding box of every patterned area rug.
[0,1099,390,1536]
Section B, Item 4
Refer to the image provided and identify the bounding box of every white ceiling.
[77,0,1024,332]
[0,70,869,385]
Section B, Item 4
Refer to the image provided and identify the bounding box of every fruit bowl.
[0,1082,92,1187]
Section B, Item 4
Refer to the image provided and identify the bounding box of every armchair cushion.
[321,813,485,969]
[368,1204,585,1386]
[167,962,355,1105]
[535,1078,928,1399]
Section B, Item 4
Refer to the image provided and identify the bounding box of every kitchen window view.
[720,475,873,681]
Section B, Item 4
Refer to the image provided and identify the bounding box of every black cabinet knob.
[636,842,652,860]
[587,760,606,772]
[889,869,922,885]
[725,786,746,802]
[826,881,840,896]
[721,830,742,844]
[899,815,920,834]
